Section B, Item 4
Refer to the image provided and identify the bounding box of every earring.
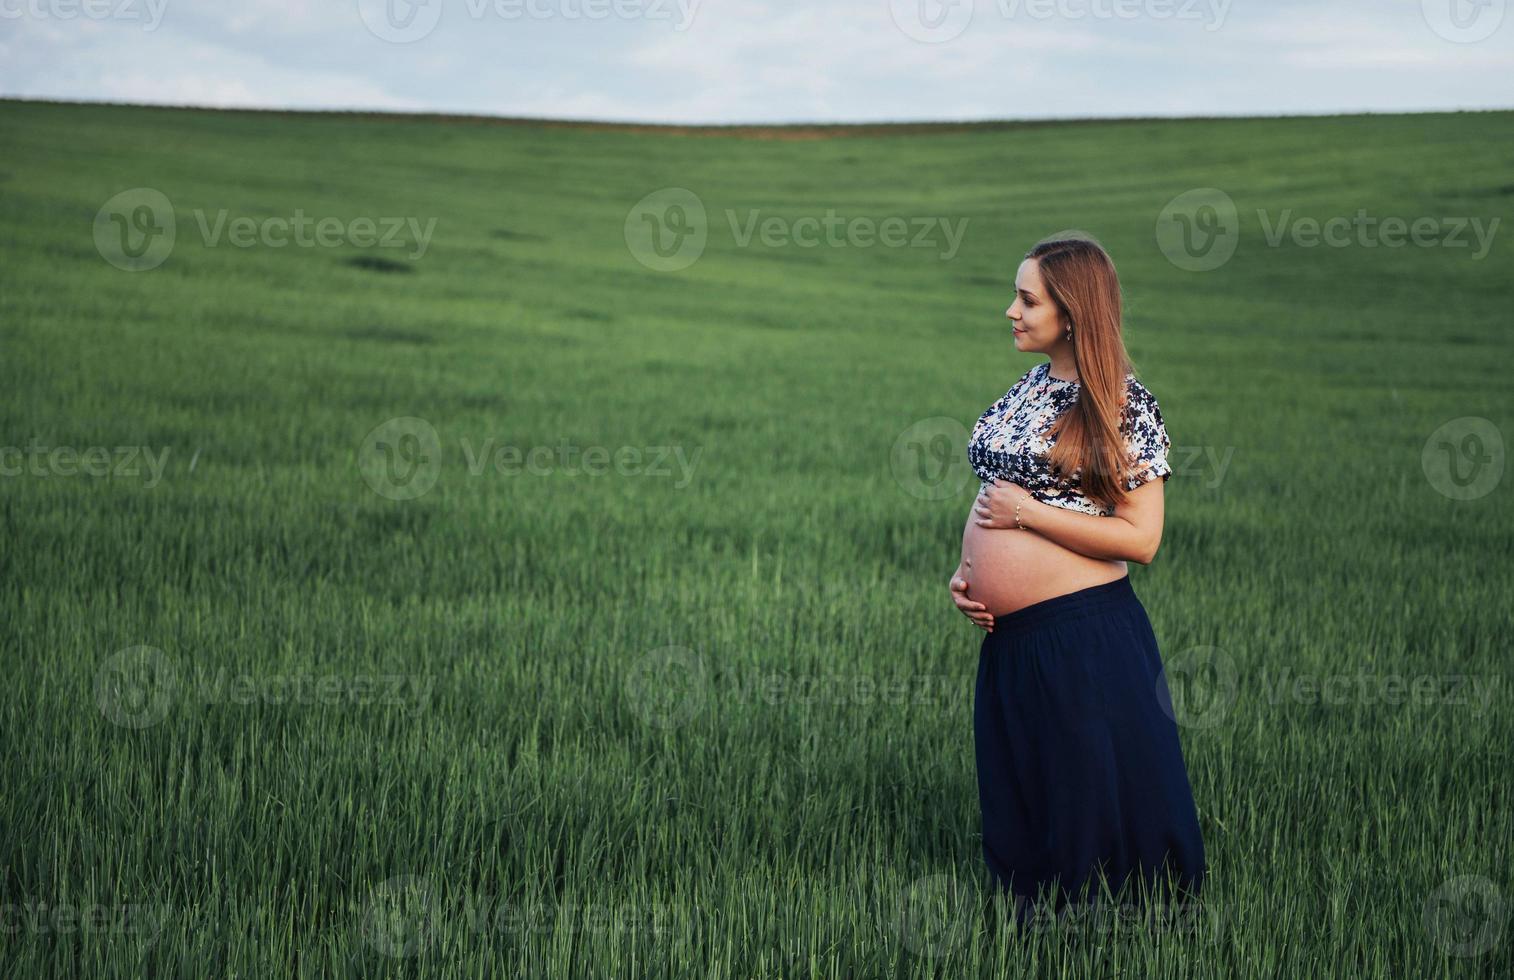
[1065,325,1074,342]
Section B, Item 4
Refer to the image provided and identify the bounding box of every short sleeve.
[1121,383,1172,491]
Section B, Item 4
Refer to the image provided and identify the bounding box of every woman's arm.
[973,478,1166,565]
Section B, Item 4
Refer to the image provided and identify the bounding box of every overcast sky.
[1,0,1510,123]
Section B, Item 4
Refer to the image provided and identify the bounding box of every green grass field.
[1,99,1511,977]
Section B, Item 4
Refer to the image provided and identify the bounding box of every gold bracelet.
[1014,492,1028,530]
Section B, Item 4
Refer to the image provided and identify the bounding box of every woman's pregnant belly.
[960,512,1128,617]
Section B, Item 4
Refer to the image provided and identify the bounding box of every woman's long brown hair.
[1029,234,1143,512]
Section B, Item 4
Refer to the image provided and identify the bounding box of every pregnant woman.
[948,234,1206,922]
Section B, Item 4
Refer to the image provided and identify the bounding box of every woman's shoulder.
[1122,371,1160,404]
[1120,373,1167,429]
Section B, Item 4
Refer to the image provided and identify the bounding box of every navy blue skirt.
[974,574,1206,917]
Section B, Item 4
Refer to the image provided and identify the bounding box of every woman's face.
[1005,258,1066,354]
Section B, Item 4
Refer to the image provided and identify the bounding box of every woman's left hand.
[974,479,1030,529]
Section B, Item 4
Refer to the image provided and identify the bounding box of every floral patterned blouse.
[968,361,1172,517]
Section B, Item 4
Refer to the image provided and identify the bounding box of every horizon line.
[3,95,1511,137]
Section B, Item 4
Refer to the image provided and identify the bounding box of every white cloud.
[0,17,426,111]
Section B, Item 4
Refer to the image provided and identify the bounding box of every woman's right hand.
[950,561,994,632]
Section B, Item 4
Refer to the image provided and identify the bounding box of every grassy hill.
[1,99,1511,977]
